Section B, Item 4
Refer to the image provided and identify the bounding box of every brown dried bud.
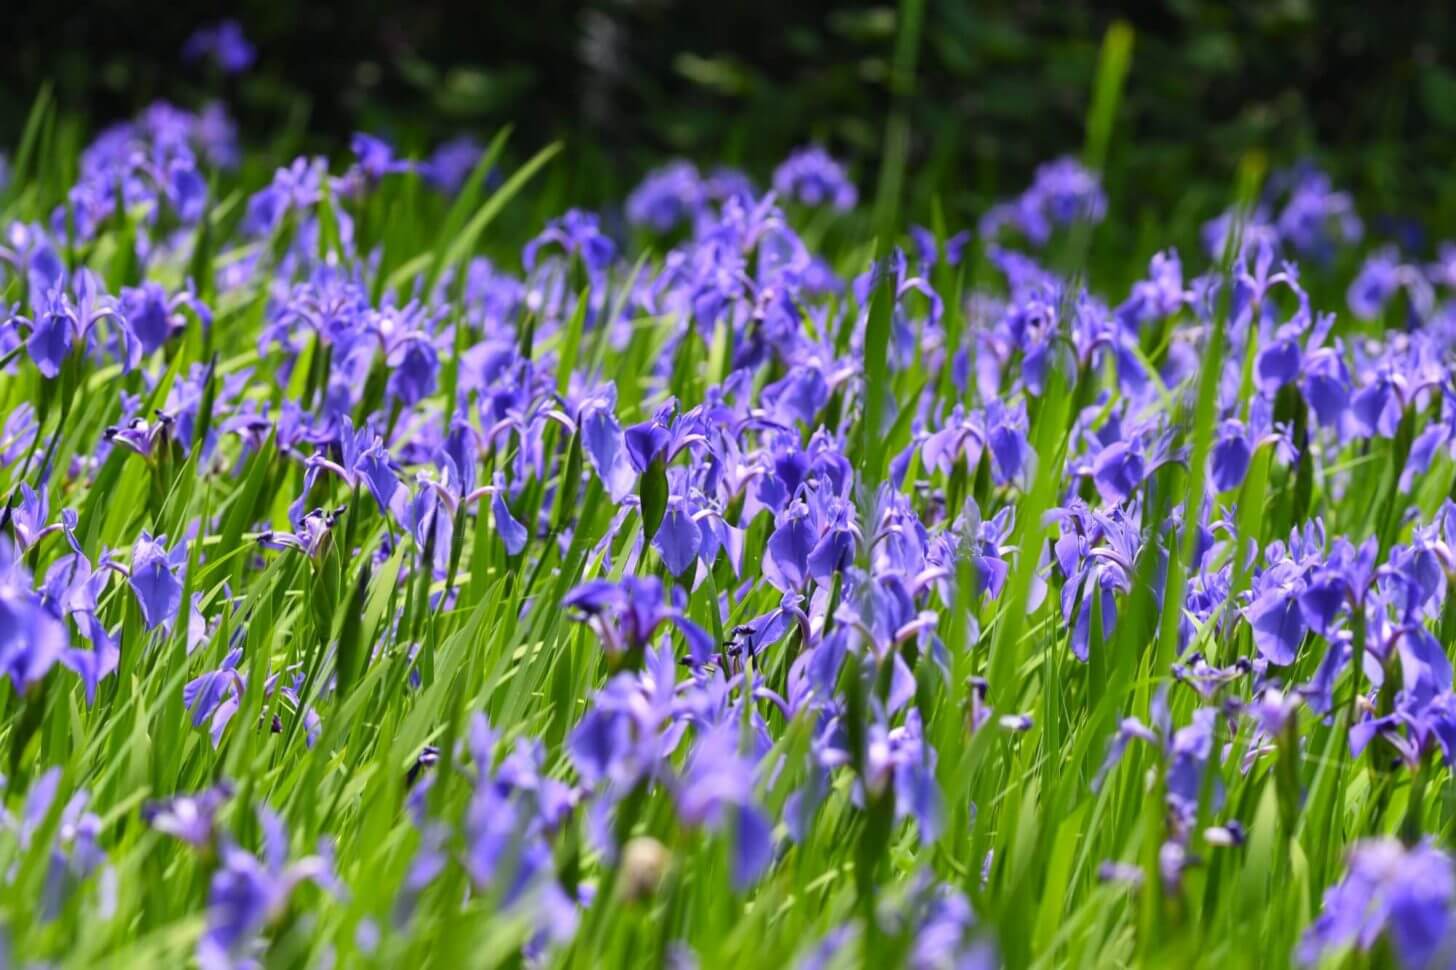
[619,835,670,902]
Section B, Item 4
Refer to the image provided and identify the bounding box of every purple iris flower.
[1348,249,1402,321]
[1090,439,1145,506]
[921,405,988,476]
[60,610,120,706]
[1299,839,1453,969]
[1350,369,1409,440]
[350,133,412,182]
[184,647,244,747]
[850,250,944,372]
[566,647,679,789]
[297,418,405,519]
[765,501,818,592]
[167,159,209,223]
[1028,157,1106,228]
[576,384,636,502]
[1171,653,1253,701]
[1301,344,1352,429]
[807,495,858,582]
[386,334,440,406]
[761,364,830,428]
[443,418,480,495]
[908,225,970,269]
[985,401,1034,486]
[1254,325,1304,398]
[1052,505,1143,661]
[10,483,58,551]
[563,575,714,668]
[17,768,109,923]
[1210,419,1252,493]
[1096,701,1223,831]
[128,532,187,630]
[1164,702,1223,821]
[1116,249,1189,332]
[957,501,1012,599]
[624,400,678,472]
[906,880,998,970]
[488,472,530,555]
[242,157,330,238]
[1243,560,1307,666]
[455,717,580,950]
[104,410,177,460]
[0,222,65,290]
[863,707,943,844]
[354,437,403,516]
[981,157,1105,244]
[34,540,120,704]
[183,646,322,750]
[421,136,485,195]
[183,20,256,74]
[1229,234,1300,327]
[142,782,234,847]
[402,473,455,575]
[907,225,936,267]
[797,879,995,970]
[1275,166,1362,260]
[772,147,857,211]
[523,210,616,287]
[9,271,134,379]
[654,497,702,577]
[120,282,211,357]
[199,806,339,969]
[676,723,774,889]
[1402,423,1453,494]
[626,161,705,233]
[704,167,756,203]
[260,507,344,561]
[0,538,69,692]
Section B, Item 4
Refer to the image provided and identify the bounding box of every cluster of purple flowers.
[772,147,858,211]
[978,156,1107,244]
[57,101,236,246]
[8,26,1456,962]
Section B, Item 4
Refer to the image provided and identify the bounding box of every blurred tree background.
[6,0,1456,245]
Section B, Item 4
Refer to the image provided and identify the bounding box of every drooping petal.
[492,491,529,555]
[730,805,774,890]
[765,516,816,591]
[654,505,702,576]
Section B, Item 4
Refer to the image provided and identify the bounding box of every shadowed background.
[7,0,1456,241]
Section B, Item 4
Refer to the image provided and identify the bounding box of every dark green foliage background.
[5,1,1456,239]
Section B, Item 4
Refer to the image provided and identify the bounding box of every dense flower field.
[3,22,1456,970]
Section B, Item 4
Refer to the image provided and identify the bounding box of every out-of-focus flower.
[772,147,857,211]
[183,20,256,74]
[199,806,339,968]
[421,136,485,195]
[142,782,234,847]
[1299,839,1454,968]
[0,538,68,693]
[627,161,705,233]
